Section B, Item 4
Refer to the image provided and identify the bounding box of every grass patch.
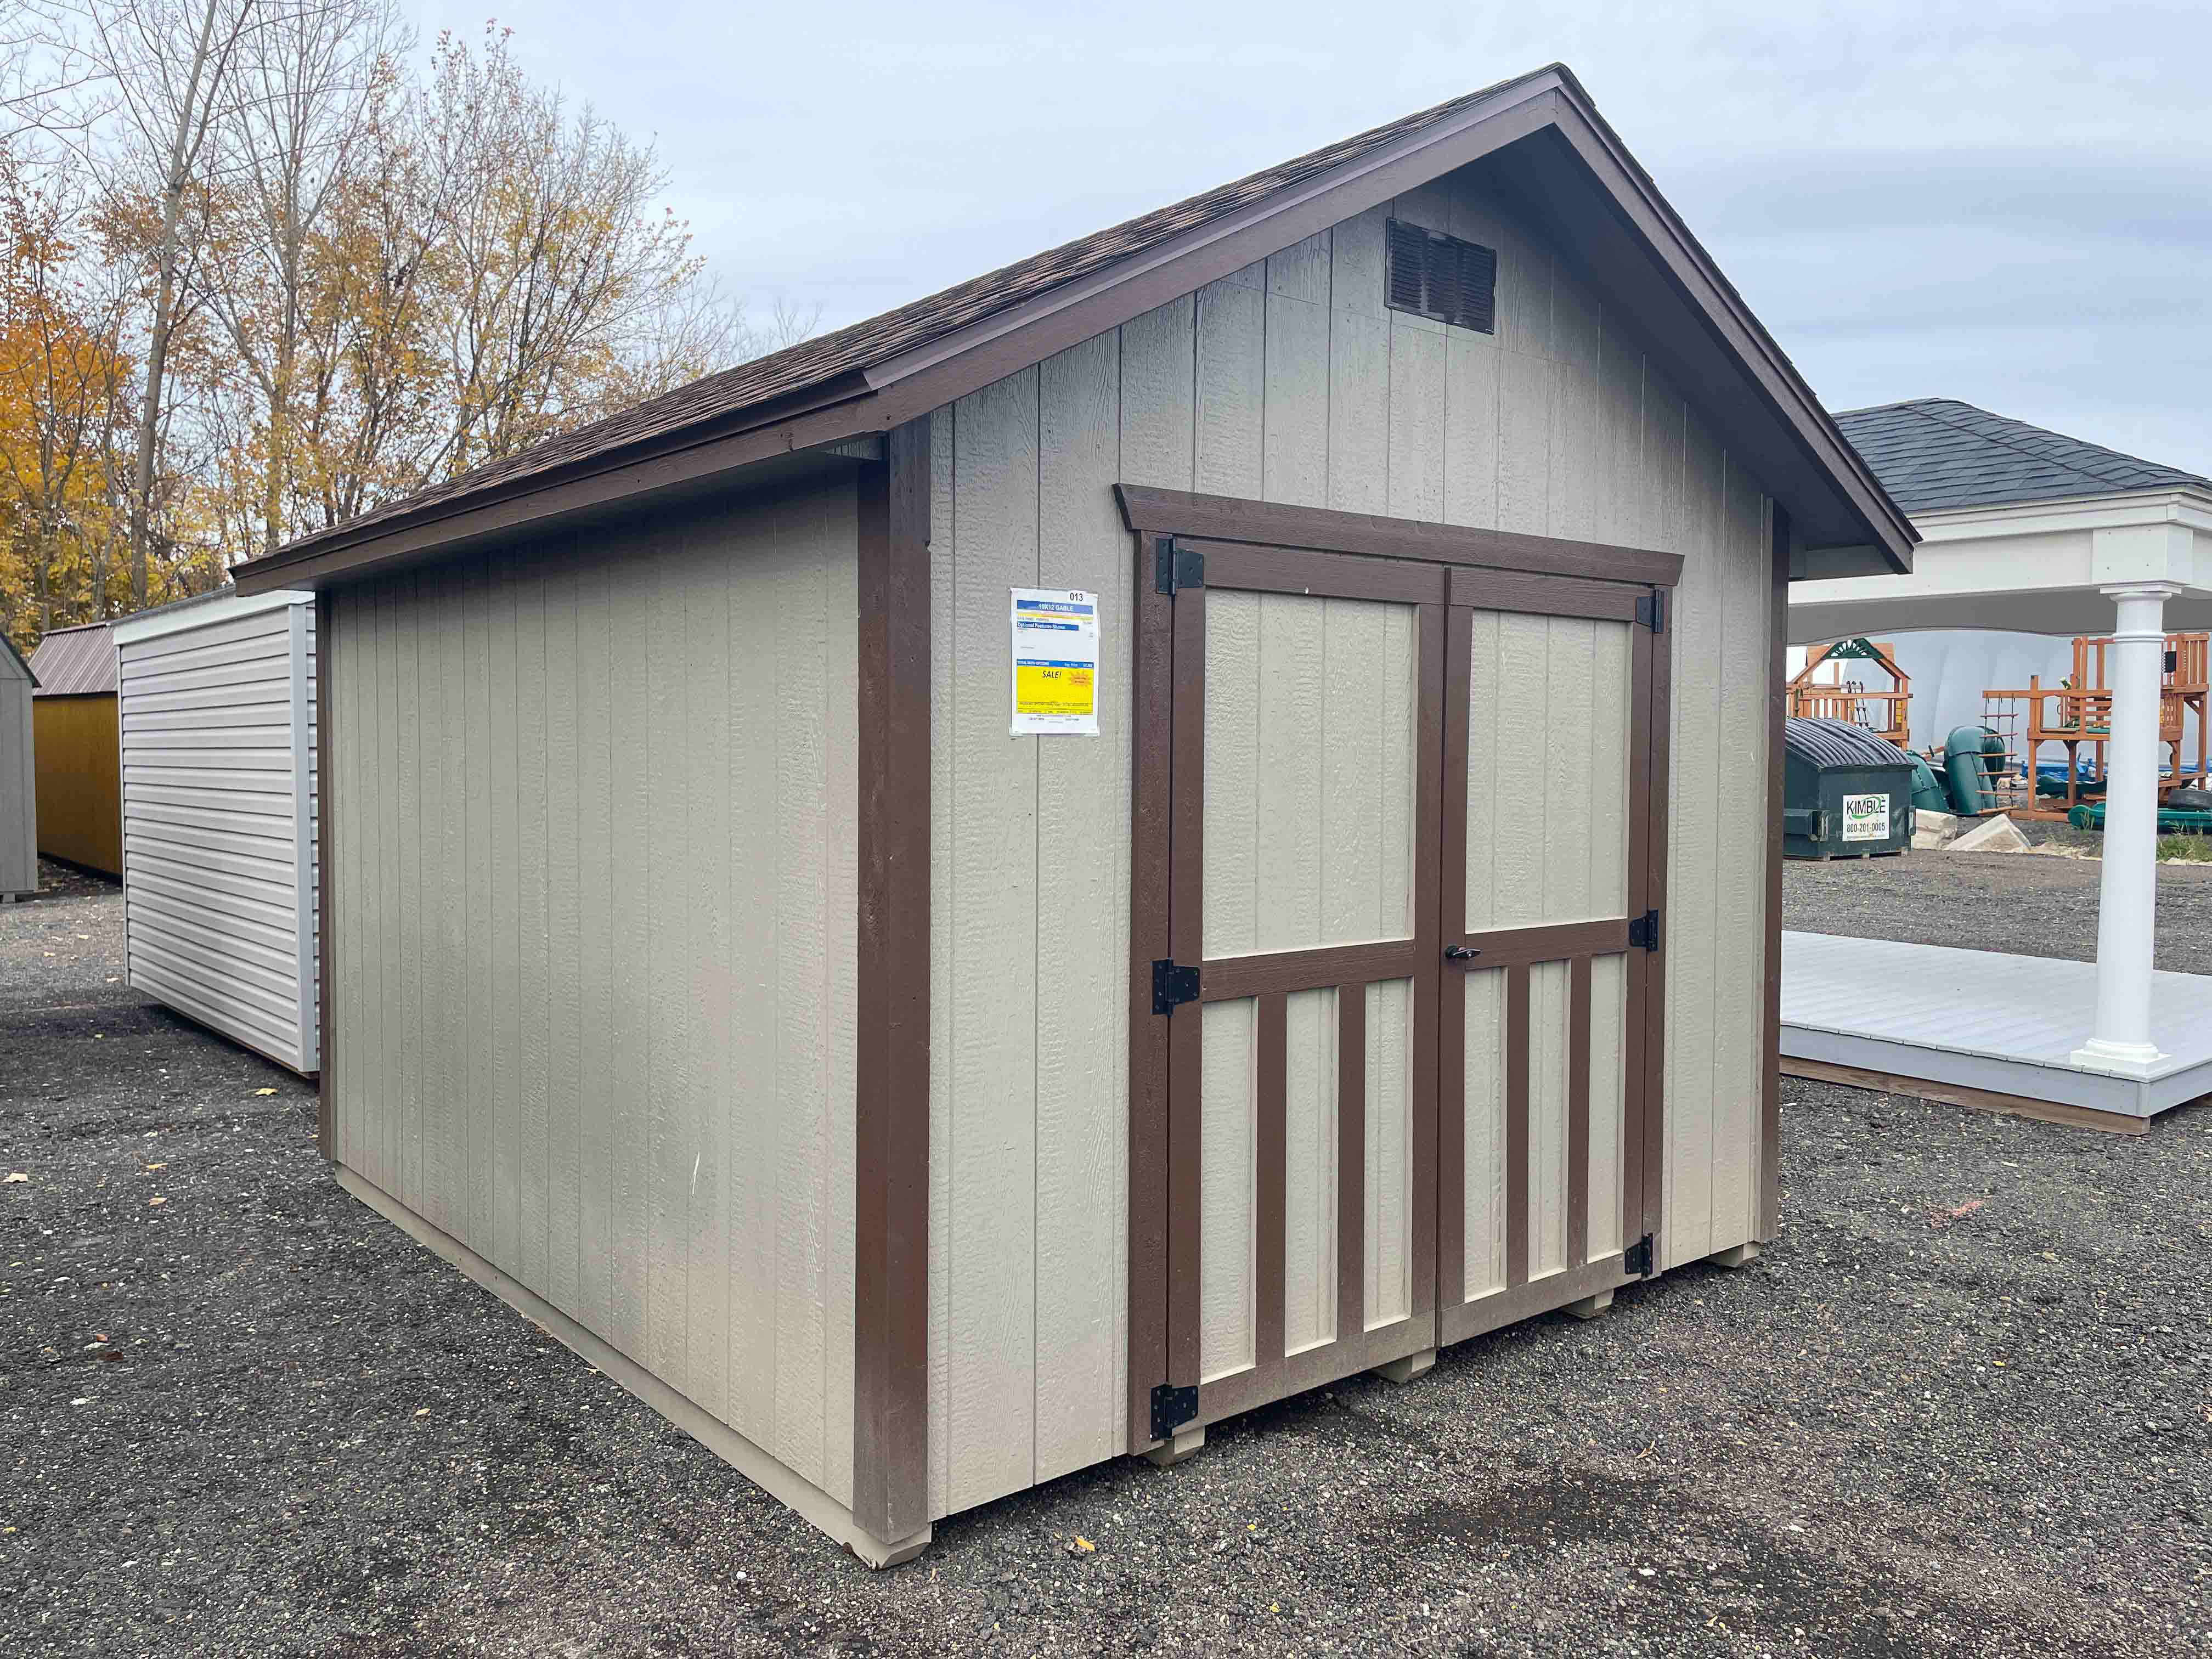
[2156,834,2212,862]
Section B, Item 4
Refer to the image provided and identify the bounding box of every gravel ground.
[4,855,2209,1657]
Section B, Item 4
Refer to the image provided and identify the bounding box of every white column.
[2070,580,2182,1077]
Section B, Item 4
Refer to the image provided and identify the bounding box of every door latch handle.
[1443,945,1481,961]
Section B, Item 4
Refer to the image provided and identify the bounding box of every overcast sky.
[415,0,2211,473]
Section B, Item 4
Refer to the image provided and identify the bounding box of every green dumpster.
[1783,717,1916,859]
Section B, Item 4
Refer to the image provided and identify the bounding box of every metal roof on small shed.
[1835,398,2212,515]
[28,621,118,697]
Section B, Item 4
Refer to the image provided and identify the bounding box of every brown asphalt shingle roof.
[276,65,1559,558]
[28,621,117,697]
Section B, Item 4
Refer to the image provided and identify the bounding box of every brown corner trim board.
[851,417,934,1552]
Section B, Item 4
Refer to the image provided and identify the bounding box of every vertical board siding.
[1587,952,1628,1260]
[1461,966,1509,1296]
[1363,977,1415,1328]
[1201,591,1420,958]
[1033,331,1131,1485]
[329,477,860,1507]
[115,596,318,1072]
[1472,612,1638,929]
[1527,958,1572,1278]
[933,166,1777,1512]
[1198,997,1258,1381]
[1282,985,1339,1354]
[0,648,34,896]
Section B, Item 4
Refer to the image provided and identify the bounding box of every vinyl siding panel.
[325,475,861,1509]
[116,594,317,1073]
[930,161,1776,1510]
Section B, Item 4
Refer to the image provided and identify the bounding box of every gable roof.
[1836,398,2211,515]
[0,632,33,687]
[235,63,1914,595]
[28,620,116,697]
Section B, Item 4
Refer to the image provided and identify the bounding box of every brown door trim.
[1126,534,1175,1451]
[1117,483,1685,589]
[852,417,932,1543]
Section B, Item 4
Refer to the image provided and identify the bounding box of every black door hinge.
[1150,1382,1199,1441]
[1628,909,1661,952]
[1623,1234,1655,1277]
[1636,590,1666,633]
[1152,958,1201,1015]
[1154,536,1205,596]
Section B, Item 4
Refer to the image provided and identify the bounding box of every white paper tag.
[1009,588,1099,736]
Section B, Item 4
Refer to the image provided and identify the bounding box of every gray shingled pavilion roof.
[1834,398,2211,515]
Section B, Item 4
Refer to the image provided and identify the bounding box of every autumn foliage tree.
[1,10,810,654]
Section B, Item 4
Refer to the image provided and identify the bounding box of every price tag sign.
[1010,589,1099,736]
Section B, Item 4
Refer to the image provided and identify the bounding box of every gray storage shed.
[234,64,1915,1566]
[0,633,35,900]
[111,589,319,1074]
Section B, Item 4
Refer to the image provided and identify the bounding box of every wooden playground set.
[1788,632,2211,821]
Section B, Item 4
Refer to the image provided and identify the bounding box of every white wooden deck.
[1780,931,2212,1124]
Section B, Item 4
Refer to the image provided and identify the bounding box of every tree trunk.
[129,183,186,610]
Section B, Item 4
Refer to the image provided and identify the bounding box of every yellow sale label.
[1015,663,1094,717]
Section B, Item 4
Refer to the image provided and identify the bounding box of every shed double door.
[1133,530,1668,1442]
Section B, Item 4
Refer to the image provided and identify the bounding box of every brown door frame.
[1121,486,1683,1453]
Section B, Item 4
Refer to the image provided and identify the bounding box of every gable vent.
[1385,218,1497,334]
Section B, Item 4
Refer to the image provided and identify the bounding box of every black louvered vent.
[1385,218,1497,334]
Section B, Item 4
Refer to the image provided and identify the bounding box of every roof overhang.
[235,65,1914,597]
[1790,486,2212,642]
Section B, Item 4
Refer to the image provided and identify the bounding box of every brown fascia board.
[1502,82,1915,574]
[236,64,1911,594]
[230,371,881,594]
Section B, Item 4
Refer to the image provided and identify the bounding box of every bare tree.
[204,0,401,555]
[72,0,256,603]
[416,26,717,474]
[607,284,819,410]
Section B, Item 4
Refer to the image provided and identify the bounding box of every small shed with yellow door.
[29,620,122,878]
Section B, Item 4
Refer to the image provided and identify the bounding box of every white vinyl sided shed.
[234,63,1915,1566]
[110,589,319,1074]
[0,632,35,900]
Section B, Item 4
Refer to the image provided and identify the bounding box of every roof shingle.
[1834,398,2209,515]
